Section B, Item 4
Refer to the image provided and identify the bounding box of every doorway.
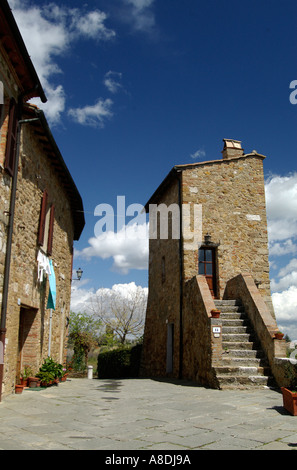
[17,306,38,380]
[198,247,218,298]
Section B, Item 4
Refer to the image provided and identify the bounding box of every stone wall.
[142,148,277,386]
[181,154,274,316]
[141,178,181,378]
[182,275,220,388]
[1,122,75,398]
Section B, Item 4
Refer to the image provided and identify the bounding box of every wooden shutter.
[38,190,48,246]
[4,98,18,176]
[47,205,55,255]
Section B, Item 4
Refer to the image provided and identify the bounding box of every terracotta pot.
[15,385,23,394]
[28,377,39,388]
[281,387,297,416]
[20,378,28,387]
[274,332,284,340]
[211,309,220,318]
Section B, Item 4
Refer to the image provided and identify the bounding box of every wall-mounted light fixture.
[73,267,83,281]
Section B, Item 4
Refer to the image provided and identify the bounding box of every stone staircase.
[213,299,275,389]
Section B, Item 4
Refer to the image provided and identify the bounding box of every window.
[38,189,55,255]
[198,248,213,275]
[4,98,18,176]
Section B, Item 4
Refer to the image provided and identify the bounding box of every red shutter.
[47,205,55,255]
[4,98,18,176]
[38,190,48,246]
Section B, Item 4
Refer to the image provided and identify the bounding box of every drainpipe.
[0,101,40,401]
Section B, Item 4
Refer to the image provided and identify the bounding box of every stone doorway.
[17,306,39,380]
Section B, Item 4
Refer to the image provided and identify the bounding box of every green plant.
[37,357,64,379]
[36,370,55,385]
[285,362,297,392]
[21,366,33,379]
[97,343,142,379]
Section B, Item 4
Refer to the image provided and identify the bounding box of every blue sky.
[9,0,297,338]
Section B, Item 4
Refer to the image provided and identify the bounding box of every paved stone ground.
[0,377,296,451]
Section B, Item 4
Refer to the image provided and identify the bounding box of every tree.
[90,283,147,344]
[68,311,101,370]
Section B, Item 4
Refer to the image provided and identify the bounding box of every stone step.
[220,356,268,367]
[216,375,273,389]
[215,365,271,377]
[223,348,265,358]
[221,318,249,326]
[222,341,259,350]
[216,305,245,313]
[222,325,252,334]
[214,300,242,306]
[214,298,274,390]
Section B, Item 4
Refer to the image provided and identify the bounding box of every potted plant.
[274,331,284,340]
[211,309,221,319]
[20,366,33,387]
[15,384,24,394]
[36,370,55,387]
[281,363,297,416]
[37,357,64,385]
[28,376,39,388]
[60,368,68,382]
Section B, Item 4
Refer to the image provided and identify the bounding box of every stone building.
[0,1,85,400]
[141,139,287,389]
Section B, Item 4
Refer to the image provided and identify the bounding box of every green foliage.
[21,366,33,379]
[97,343,142,379]
[285,362,297,392]
[68,311,102,371]
[36,370,55,385]
[36,357,63,380]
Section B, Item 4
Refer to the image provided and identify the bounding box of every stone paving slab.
[0,377,297,452]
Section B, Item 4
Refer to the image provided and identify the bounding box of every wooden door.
[198,247,217,298]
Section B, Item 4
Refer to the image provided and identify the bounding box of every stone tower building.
[141,139,287,389]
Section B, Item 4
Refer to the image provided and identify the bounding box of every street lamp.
[73,267,83,281]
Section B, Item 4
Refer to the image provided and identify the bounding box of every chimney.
[222,139,244,160]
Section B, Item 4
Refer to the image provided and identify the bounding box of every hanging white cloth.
[37,250,51,282]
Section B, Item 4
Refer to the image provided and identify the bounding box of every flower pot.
[211,309,220,319]
[20,378,28,387]
[274,332,284,340]
[28,377,39,388]
[15,385,23,394]
[281,387,297,416]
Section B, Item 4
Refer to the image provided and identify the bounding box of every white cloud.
[70,281,148,317]
[104,71,123,94]
[272,286,297,339]
[190,149,206,160]
[76,222,149,274]
[68,98,114,128]
[266,173,297,242]
[121,0,156,33]
[9,0,115,124]
[269,239,297,257]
